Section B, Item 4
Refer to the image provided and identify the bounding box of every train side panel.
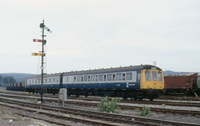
[26,73,62,94]
[62,71,140,90]
[62,70,141,99]
[6,82,25,91]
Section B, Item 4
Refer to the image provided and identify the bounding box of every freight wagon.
[164,73,199,96]
[197,75,200,95]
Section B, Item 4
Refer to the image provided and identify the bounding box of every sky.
[0,0,200,74]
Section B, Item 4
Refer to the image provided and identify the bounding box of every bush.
[136,106,151,116]
[97,97,121,113]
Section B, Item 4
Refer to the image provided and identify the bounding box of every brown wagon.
[164,73,198,96]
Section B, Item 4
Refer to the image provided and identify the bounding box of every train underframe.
[165,88,200,96]
[26,87,162,101]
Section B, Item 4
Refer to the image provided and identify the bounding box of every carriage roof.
[27,64,162,79]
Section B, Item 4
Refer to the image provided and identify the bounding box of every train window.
[81,76,84,82]
[96,74,99,81]
[112,74,116,81]
[99,74,103,81]
[66,77,69,82]
[152,71,157,81]
[138,72,141,82]
[116,73,121,81]
[77,76,80,82]
[46,79,47,83]
[92,75,95,81]
[158,72,163,81]
[49,78,51,83]
[53,78,55,83]
[126,73,132,80]
[107,74,112,81]
[91,75,93,81]
[145,71,151,81]
[74,76,77,82]
[104,75,107,81]
[88,75,91,81]
[84,75,87,82]
[122,73,125,80]
[132,71,137,82]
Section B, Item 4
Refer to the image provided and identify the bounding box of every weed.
[70,113,73,117]
[97,97,121,113]
[136,106,151,116]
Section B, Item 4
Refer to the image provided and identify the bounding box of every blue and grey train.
[26,65,165,101]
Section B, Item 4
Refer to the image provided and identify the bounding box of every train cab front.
[140,67,165,101]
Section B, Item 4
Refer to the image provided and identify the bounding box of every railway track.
[0,96,199,126]
[0,101,120,126]
[67,96,200,108]
[1,92,200,116]
[1,90,200,108]
[159,95,200,101]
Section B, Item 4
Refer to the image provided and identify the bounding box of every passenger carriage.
[26,73,63,94]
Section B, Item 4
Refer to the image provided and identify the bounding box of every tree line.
[0,76,16,87]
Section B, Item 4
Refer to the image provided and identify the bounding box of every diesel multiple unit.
[25,65,164,101]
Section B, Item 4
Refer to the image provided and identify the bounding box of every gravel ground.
[0,105,98,126]
[62,101,200,125]
[0,103,132,126]
[1,90,200,126]
[0,105,59,126]
[41,100,200,125]
[1,102,200,126]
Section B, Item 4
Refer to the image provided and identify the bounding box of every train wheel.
[131,97,137,101]
[149,98,154,101]
[123,97,127,100]
[138,97,143,101]
[76,94,79,97]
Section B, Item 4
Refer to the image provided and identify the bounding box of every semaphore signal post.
[32,20,52,103]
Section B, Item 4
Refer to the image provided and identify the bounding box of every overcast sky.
[0,0,199,74]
